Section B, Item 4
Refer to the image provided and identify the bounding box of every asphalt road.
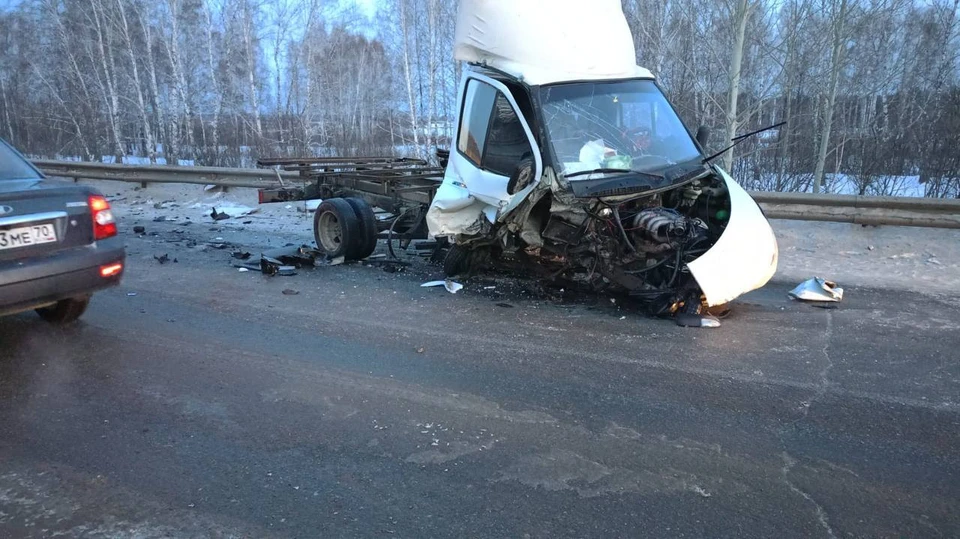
[1,225,958,538]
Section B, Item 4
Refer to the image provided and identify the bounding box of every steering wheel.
[631,154,673,168]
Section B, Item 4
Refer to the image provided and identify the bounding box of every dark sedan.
[0,139,125,323]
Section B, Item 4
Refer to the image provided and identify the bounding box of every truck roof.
[454,0,654,86]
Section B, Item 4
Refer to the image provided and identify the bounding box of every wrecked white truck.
[258,0,778,327]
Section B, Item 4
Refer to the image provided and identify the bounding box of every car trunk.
[0,179,95,262]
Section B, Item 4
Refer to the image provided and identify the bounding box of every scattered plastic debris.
[126,292,137,297]
[232,251,252,260]
[154,253,170,265]
[421,279,463,294]
[210,207,231,221]
[132,225,146,234]
[788,277,843,302]
[238,268,250,273]
[282,289,300,295]
[316,255,345,267]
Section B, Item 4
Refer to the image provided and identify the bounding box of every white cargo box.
[454,0,654,85]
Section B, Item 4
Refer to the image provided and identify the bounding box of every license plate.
[0,223,58,250]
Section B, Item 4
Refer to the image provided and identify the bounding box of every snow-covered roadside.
[772,219,960,296]
[82,180,960,297]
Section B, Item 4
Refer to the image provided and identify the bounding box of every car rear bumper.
[0,236,125,316]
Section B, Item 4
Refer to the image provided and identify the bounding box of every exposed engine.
[452,172,733,324]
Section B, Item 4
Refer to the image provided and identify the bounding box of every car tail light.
[89,195,117,240]
[100,262,123,278]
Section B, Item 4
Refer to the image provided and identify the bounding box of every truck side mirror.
[696,125,710,148]
[506,154,535,195]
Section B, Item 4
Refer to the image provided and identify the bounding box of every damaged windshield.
[540,80,702,177]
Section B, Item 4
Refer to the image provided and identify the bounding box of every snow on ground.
[750,172,931,197]
[82,179,960,298]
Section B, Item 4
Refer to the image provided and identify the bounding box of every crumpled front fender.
[687,168,778,306]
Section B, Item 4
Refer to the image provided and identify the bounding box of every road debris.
[788,277,844,302]
[210,207,231,221]
[133,225,146,234]
[232,251,252,260]
[282,289,300,295]
[238,268,250,273]
[154,254,170,265]
[421,280,463,294]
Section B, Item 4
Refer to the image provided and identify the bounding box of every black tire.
[443,244,471,277]
[506,154,535,195]
[36,297,90,324]
[345,197,378,259]
[314,198,362,259]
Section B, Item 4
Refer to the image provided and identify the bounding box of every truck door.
[445,73,543,222]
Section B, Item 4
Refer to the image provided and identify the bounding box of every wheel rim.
[317,210,343,251]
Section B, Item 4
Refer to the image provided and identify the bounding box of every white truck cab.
[427,0,778,325]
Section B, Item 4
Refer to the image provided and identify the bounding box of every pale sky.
[353,0,380,19]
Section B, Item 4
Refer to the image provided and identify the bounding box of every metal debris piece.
[154,253,170,264]
[278,265,297,276]
[421,280,463,294]
[233,261,261,272]
[238,268,250,273]
[210,207,231,221]
[282,289,300,295]
[260,256,282,275]
[788,277,843,302]
[675,313,722,328]
[232,251,252,260]
[317,255,345,267]
[263,245,321,268]
[133,225,146,234]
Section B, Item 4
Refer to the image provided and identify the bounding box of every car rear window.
[0,140,41,180]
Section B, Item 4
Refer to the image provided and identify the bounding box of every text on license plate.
[0,224,58,250]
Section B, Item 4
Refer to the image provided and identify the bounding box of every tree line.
[0,0,958,197]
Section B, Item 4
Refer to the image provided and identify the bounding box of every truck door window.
[482,93,532,177]
[458,81,497,165]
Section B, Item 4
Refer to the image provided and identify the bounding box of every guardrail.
[33,159,300,189]
[33,159,960,229]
